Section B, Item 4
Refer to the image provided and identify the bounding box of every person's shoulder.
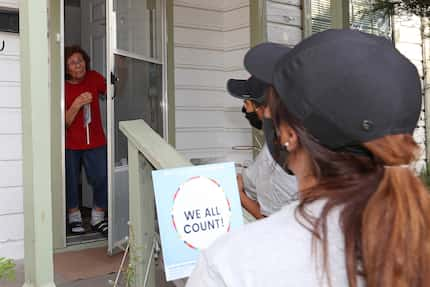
[204,200,340,261]
[253,143,269,163]
[196,202,317,284]
[87,70,104,79]
[84,70,105,83]
[197,201,347,286]
[204,202,301,259]
[86,70,106,91]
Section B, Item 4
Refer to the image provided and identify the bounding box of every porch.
[14,0,430,287]
[1,247,175,287]
[18,0,262,286]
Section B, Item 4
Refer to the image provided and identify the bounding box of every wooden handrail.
[119,119,191,169]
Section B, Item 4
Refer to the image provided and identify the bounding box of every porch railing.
[119,119,255,287]
[119,119,191,287]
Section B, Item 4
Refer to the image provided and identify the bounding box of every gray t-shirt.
[186,201,364,287]
[242,143,298,216]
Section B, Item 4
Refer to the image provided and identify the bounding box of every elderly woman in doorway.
[186,29,430,287]
[64,46,108,237]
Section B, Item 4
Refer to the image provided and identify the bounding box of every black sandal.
[92,220,108,237]
[70,221,86,235]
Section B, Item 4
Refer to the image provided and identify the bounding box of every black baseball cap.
[244,42,291,85]
[245,29,421,150]
[227,76,269,104]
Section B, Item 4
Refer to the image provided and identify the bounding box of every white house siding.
[266,0,302,46]
[0,0,18,9]
[174,0,253,166]
[394,15,426,171]
[0,1,23,259]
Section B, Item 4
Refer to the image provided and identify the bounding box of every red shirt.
[65,70,107,150]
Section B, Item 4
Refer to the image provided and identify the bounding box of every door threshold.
[56,238,107,254]
[67,232,106,245]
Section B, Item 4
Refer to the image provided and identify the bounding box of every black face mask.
[262,118,294,175]
[242,106,262,130]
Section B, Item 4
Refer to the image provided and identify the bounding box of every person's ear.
[263,105,271,119]
[255,105,264,120]
[287,128,299,151]
[279,122,299,151]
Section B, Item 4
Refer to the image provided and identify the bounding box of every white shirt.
[242,143,298,216]
[186,201,364,287]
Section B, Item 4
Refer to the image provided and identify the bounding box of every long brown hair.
[268,87,430,287]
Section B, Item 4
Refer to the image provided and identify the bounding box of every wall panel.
[174,0,252,164]
[0,31,23,258]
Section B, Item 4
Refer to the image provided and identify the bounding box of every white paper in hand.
[83,104,91,144]
[83,104,91,126]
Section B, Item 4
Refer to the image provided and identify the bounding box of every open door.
[81,0,107,132]
[79,0,109,224]
[106,0,166,253]
[60,0,110,247]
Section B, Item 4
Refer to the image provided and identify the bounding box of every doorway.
[63,0,108,246]
[61,0,167,252]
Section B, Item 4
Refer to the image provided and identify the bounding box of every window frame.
[303,0,391,39]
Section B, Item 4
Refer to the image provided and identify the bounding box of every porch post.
[331,0,349,29]
[250,0,266,46]
[20,0,56,286]
[302,0,312,37]
[423,18,430,165]
[249,0,266,158]
[127,143,156,287]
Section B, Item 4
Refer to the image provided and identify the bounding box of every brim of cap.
[227,78,266,104]
[227,79,249,99]
[244,42,291,84]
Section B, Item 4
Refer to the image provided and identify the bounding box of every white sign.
[171,176,231,249]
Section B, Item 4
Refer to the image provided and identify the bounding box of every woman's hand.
[72,92,92,109]
[66,92,92,128]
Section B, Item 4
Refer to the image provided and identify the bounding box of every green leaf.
[371,0,430,18]
[0,257,16,281]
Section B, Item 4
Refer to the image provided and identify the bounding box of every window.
[350,0,392,39]
[309,0,392,39]
[311,0,332,34]
[0,11,19,33]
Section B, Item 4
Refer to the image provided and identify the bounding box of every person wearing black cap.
[227,76,297,219]
[187,29,430,287]
[228,76,267,130]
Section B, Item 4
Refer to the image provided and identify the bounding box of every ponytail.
[362,167,430,286]
[295,133,430,287]
[267,87,430,287]
[361,137,430,287]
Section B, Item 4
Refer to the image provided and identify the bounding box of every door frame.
[51,0,172,251]
[52,0,67,250]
